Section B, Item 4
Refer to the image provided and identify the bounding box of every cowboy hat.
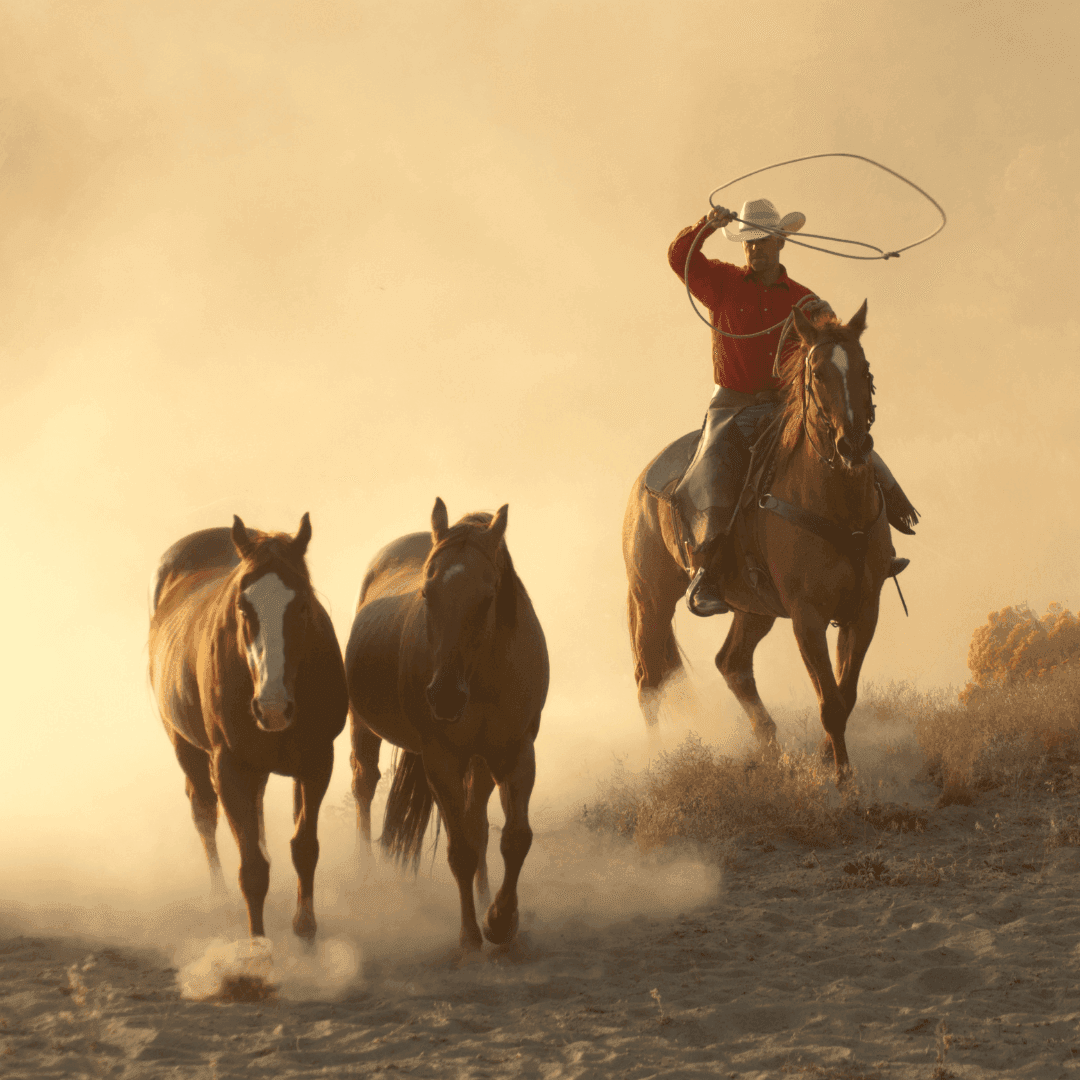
[724,198,806,242]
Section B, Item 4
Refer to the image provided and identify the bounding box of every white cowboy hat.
[724,198,806,242]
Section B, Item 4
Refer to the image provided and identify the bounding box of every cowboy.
[669,198,918,617]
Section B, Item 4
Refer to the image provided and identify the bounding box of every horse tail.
[380,749,434,869]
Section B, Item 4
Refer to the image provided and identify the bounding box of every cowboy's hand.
[707,206,737,229]
[801,298,835,322]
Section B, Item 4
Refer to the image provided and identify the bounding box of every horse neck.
[781,424,879,527]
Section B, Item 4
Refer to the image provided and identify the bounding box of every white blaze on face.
[828,344,855,427]
[242,572,296,723]
[442,563,466,582]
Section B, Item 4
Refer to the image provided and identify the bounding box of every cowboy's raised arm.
[667,208,738,305]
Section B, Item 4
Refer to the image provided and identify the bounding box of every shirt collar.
[739,263,792,288]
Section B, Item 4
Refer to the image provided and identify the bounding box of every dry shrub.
[1047,814,1080,848]
[861,803,927,833]
[916,661,1080,801]
[856,680,950,727]
[587,734,848,854]
[831,852,945,890]
[963,603,1080,704]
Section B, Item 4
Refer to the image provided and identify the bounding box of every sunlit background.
[2,1,1077,914]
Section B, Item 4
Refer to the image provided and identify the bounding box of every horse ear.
[846,299,869,338]
[291,512,312,558]
[791,304,818,344]
[231,515,255,559]
[488,504,508,546]
[431,497,449,542]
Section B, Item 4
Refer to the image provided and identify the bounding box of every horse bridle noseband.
[800,342,877,469]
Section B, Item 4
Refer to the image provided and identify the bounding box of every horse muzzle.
[426,667,469,723]
[252,695,295,732]
[836,431,874,467]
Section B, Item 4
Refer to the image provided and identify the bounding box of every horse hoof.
[459,925,484,953]
[482,905,518,946]
[292,912,317,943]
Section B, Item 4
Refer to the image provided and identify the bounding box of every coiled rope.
[685,152,947,336]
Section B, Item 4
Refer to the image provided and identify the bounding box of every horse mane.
[775,315,866,452]
[425,512,523,631]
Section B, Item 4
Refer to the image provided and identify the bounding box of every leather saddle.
[644,429,699,499]
[643,416,790,617]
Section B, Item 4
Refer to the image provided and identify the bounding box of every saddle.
[647,414,883,623]
[645,414,788,615]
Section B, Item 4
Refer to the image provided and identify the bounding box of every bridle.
[800,342,876,470]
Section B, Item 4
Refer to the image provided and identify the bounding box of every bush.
[586,734,849,856]
[962,603,1080,704]
[916,661,1080,803]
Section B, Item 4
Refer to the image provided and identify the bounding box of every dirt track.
[4,782,1080,1080]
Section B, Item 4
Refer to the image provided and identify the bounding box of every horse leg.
[349,719,382,872]
[790,609,852,784]
[836,596,881,718]
[715,611,779,748]
[172,735,227,899]
[465,756,496,908]
[484,738,536,946]
[214,751,271,938]
[290,750,334,942]
[628,582,684,727]
[421,742,483,951]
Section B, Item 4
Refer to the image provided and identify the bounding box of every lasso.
[684,153,948,354]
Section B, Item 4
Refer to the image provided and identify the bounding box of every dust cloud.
[1,0,1077,992]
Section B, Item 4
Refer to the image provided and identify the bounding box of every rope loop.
[684,152,945,333]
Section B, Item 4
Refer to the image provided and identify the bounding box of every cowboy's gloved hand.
[707,206,737,229]
[801,298,835,322]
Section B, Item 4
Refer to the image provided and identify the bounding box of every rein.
[751,344,884,620]
[799,342,877,470]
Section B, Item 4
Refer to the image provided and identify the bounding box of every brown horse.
[623,302,895,781]
[346,499,549,951]
[148,514,348,940]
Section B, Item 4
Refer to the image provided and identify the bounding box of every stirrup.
[686,566,731,617]
[889,557,910,578]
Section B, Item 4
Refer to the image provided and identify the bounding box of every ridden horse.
[346,499,549,951]
[623,302,895,782]
[148,514,348,940]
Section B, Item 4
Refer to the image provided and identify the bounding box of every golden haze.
[1,1,1077,888]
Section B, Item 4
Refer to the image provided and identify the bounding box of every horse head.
[421,498,511,722]
[230,512,314,732]
[791,300,876,469]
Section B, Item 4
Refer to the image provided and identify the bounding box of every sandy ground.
[4,765,1080,1080]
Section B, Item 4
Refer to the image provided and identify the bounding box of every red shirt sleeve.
[668,216,720,308]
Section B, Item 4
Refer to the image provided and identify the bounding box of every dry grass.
[855,680,951,728]
[916,661,1080,804]
[586,734,852,856]
[593,609,1080,858]
[1046,814,1080,849]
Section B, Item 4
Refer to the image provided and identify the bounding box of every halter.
[800,342,876,470]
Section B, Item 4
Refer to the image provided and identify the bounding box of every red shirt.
[669,215,817,393]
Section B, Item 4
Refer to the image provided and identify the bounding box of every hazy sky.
[2,1,1078,879]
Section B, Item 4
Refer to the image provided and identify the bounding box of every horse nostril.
[251,700,264,721]
[284,701,295,721]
